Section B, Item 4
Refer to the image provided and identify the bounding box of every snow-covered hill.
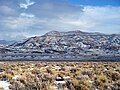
[7,30,120,55]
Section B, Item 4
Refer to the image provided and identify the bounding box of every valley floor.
[0,61,120,90]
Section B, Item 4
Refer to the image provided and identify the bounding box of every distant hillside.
[7,30,120,55]
[0,40,16,45]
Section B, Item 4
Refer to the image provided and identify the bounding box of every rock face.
[7,30,120,55]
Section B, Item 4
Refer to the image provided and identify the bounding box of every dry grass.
[0,61,120,90]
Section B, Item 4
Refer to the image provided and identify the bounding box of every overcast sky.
[0,0,120,40]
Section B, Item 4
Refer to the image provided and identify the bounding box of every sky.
[0,0,120,40]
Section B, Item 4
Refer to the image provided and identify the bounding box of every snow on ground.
[12,75,20,80]
[0,81,10,90]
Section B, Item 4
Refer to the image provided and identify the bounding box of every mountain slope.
[7,30,120,55]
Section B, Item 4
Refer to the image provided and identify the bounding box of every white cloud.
[58,16,96,30]
[0,2,120,40]
[20,13,35,18]
[1,16,47,30]
[83,6,120,18]
[52,6,120,33]
[81,6,120,33]
[1,5,120,34]
[20,0,35,9]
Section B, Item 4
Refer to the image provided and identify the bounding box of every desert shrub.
[70,68,76,73]
[111,72,120,81]
[94,75,108,89]
[46,68,53,74]
[81,70,93,79]
[72,78,91,90]
[72,79,79,87]
[110,82,120,90]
